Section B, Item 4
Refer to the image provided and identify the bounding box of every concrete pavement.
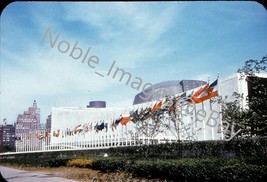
[0,166,78,182]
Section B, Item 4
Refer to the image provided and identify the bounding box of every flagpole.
[217,72,224,140]
[207,76,212,111]
[207,76,214,140]
[190,82,196,141]
[200,80,206,141]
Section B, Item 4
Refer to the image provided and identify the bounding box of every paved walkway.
[0,166,78,182]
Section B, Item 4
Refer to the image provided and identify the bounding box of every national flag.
[161,96,172,111]
[87,122,92,132]
[172,92,186,108]
[111,121,116,131]
[168,97,178,111]
[74,125,83,134]
[37,133,45,140]
[115,116,123,125]
[95,122,107,132]
[170,92,186,109]
[208,79,218,92]
[188,83,209,104]
[151,101,163,113]
[66,128,72,136]
[198,79,218,102]
[53,129,60,137]
[105,123,108,132]
[130,109,139,124]
[179,92,186,98]
[191,79,218,104]
[192,84,209,98]
[83,123,89,133]
[178,90,194,105]
[111,116,123,131]
[95,122,102,131]
[139,107,152,121]
[120,114,131,125]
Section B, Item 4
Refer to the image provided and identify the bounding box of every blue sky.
[1,2,267,124]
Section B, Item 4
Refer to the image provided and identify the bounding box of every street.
[0,166,77,182]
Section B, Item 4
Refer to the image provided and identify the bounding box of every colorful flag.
[198,79,218,102]
[115,116,123,125]
[130,109,139,124]
[120,114,131,125]
[139,107,152,121]
[151,101,163,112]
[89,122,93,132]
[95,122,107,132]
[191,80,218,104]
[83,123,89,133]
[37,133,44,139]
[53,129,60,137]
[74,125,83,134]
[111,122,116,131]
[66,128,72,136]
[178,90,194,105]
[111,116,122,131]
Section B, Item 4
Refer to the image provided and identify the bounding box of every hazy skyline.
[1,2,267,124]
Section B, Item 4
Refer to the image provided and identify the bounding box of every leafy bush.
[91,157,129,172]
[1,137,266,181]
[66,158,95,168]
[91,157,267,182]
[0,156,70,168]
[47,158,69,167]
[1,137,265,161]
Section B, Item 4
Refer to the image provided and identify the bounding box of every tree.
[222,55,267,138]
[133,95,197,143]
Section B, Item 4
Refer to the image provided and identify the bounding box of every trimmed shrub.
[91,158,129,172]
[47,158,69,167]
[66,158,95,168]
[91,157,267,182]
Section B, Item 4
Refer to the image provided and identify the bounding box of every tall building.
[0,119,16,151]
[46,114,51,134]
[15,100,41,151]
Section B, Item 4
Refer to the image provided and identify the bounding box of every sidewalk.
[0,166,78,182]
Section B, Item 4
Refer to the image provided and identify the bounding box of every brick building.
[15,100,41,151]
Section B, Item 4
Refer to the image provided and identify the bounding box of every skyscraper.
[15,100,41,151]
[0,119,16,151]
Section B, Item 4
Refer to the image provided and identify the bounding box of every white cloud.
[59,2,180,67]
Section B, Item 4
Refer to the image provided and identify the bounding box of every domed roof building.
[133,79,207,105]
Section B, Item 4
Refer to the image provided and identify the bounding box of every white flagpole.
[217,72,224,140]
[200,81,206,141]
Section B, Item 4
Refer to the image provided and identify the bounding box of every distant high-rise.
[46,114,51,134]
[15,100,41,151]
[0,119,16,151]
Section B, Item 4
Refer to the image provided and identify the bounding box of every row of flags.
[50,79,219,138]
[15,133,50,140]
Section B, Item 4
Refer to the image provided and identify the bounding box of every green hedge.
[1,155,266,181]
[105,137,267,159]
[91,157,127,172]
[91,157,267,182]
[3,137,267,182]
[0,156,70,167]
[1,137,266,160]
